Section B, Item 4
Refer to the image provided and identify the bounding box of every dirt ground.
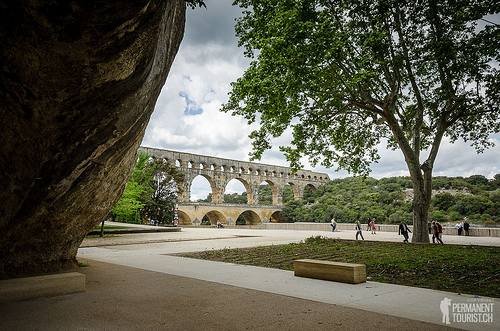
[0,260,459,330]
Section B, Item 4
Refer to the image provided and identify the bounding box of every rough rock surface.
[0,0,186,278]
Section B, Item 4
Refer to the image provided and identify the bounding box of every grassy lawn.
[178,236,500,298]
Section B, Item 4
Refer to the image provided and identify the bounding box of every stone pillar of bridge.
[248,182,260,205]
[179,176,192,202]
[213,182,225,203]
[296,185,305,201]
[275,185,283,206]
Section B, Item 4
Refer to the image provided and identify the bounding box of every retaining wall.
[261,222,500,237]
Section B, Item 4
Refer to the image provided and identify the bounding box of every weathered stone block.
[294,259,366,284]
[0,0,186,278]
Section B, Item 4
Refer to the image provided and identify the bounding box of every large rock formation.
[0,0,186,278]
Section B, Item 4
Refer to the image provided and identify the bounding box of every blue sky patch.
[179,92,203,115]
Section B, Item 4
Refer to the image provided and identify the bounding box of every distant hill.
[201,175,500,225]
[281,175,499,225]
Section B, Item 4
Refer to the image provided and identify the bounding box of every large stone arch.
[270,210,287,223]
[286,182,300,201]
[177,210,192,226]
[258,179,279,206]
[204,210,226,225]
[237,210,261,225]
[224,177,253,203]
[305,183,318,192]
[190,174,218,203]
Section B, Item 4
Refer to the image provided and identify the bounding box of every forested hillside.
[202,175,500,225]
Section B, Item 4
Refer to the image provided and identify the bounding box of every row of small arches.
[168,158,326,181]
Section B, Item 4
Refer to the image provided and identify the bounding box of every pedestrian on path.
[330,218,337,232]
[455,222,463,236]
[432,221,443,244]
[355,221,364,240]
[398,220,411,243]
[366,219,371,231]
[463,219,470,236]
[371,218,376,234]
[437,222,444,243]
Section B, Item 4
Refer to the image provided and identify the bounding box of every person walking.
[432,221,443,244]
[330,218,337,232]
[355,221,364,240]
[437,221,444,243]
[463,219,470,236]
[428,220,432,235]
[371,218,376,234]
[366,219,371,231]
[398,220,411,243]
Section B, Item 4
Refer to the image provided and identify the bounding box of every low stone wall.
[261,222,500,237]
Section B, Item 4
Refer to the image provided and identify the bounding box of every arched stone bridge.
[138,146,330,225]
[175,202,285,226]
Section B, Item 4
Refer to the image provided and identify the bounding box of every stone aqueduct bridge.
[138,147,330,225]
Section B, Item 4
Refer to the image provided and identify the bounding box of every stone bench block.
[294,259,366,284]
[0,272,86,302]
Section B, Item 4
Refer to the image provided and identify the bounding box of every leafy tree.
[466,175,489,186]
[236,215,247,225]
[201,215,211,225]
[258,184,273,205]
[110,152,154,223]
[224,192,248,204]
[111,153,184,224]
[185,0,206,9]
[224,0,500,242]
[432,192,455,211]
[141,158,185,225]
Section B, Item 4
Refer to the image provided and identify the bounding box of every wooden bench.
[294,259,366,284]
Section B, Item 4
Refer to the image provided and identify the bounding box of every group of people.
[330,217,456,244]
[428,220,444,244]
[455,220,470,236]
[402,219,445,244]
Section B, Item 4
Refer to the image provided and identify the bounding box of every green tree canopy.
[223,0,500,242]
[141,158,185,224]
[111,153,184,224]
[111,152,154,223]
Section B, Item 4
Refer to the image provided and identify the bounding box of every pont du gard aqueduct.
[139,147,330,226]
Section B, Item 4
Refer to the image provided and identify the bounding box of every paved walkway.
[1,225,498,330]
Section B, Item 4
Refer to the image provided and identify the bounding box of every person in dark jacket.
[463,219,470,236]
[398,220,411,243]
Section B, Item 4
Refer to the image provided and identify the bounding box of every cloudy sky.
[142,1,500,201]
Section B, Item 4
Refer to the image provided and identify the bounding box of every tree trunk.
[100,219,105,238]
[410,175,431,243]
[411,190,431,243]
